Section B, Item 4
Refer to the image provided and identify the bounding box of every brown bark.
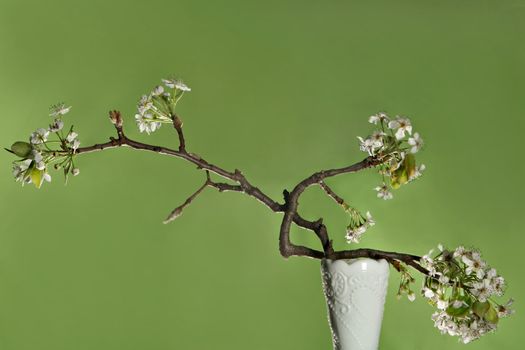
[73,115,427,275]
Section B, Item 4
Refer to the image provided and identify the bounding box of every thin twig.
[172,114,186,152]
[319,181,345,206]
[163,171,211,224]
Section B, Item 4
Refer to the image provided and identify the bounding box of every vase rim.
[322,258,389,274]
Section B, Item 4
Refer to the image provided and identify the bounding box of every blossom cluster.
[344,113,425,245]
[419,245,513,344]
[395,262,417,302]
[135,78,191,134]
[10,103,80,188]
[358,112,425,201]
[344,207,375,243]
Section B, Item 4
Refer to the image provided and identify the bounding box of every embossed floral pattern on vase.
[321,259,390,350]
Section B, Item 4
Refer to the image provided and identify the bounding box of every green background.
[0,0,523,349]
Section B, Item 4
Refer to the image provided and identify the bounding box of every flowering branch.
[6,78,513,344]
[59,115,426,271]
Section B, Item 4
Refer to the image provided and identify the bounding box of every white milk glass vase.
[321,258,390,350]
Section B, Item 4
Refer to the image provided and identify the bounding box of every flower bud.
[109,110,123,127]
[10,141,33,158]
[72,168,80,176]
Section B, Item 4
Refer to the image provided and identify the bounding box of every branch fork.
[73,110,427,275]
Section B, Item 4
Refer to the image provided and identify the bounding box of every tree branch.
[278,157,381,259]
[72,115,426,275]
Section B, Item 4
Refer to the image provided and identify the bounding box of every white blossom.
[357,136,375,155]
[12,159,32,183]
[432,311,455,335]
[31,150,46,170]
[135,113,161,134]
[375,183,393,200]
[422,245,512,343]
[30,128,49,145]
[345,225,367,244]
[152,85,164,96]
[370,131,385,145]
[408,132,423,153]
[421,249,438,276]
[357,134,383,156]
[162,78,191,91]
[486,268,497,279]
[453,245,467,259]
[368,112,389,125]
[345,212,374,244]
[471,279,493,302]
[138,95,153,115]
[423,287,435,299]
[438,274,450,284]
[49,103,71,117]
[12,159,51,187]
[409,164,426,181]
[388,117,412,140]
[497,299,514,318]
[491,276,505,296]
[463,252,486,279]
[32,150,42,163]
[49,118,64,132]
[452,300,466,309]
[365,211,375,227]
[437,298,449,310]
[66,131,80,150]
[42,172,52,184]
[66,132,78,143]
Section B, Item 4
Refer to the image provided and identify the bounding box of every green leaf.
[472,301,490,318]
[484,305,499,324]
[405,153,417,179]
[11,141,33,158]
[390,165,408,189]
[29,168,44,189]
[446,299,470,318]
[446,305,470,317]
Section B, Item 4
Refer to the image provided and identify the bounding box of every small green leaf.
[29,168,44,189]
[405,154,417,179]
[11,141,33,158]
[472,301,490,318]
[390,176,401,189]
[390,165,408,189]
[484,305,499,324]
[446,303,470,317]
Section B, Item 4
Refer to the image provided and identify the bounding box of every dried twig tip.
[163,207,183,224]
